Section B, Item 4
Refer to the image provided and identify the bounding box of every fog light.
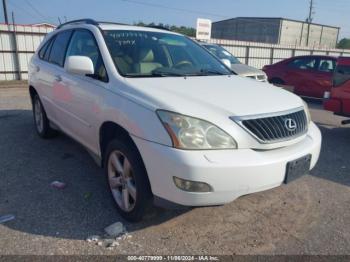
[173,177,212,192]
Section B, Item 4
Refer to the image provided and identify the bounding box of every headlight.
[302,100,311,125]
[157,110,237,150]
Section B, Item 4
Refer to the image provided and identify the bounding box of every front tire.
[105,139,153,222]
[32,94,57,138]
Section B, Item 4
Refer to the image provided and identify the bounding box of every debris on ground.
[50,181,66,189]
[86,222,132,249]
[104,222,126,237]
[0,214,15,224]
[86,235,101,242]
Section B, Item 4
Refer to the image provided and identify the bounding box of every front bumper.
[132,122,321,206]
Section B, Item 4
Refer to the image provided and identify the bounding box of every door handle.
[35,66,40,72]
[55,75,62,82]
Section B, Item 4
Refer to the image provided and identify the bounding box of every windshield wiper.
[197,69,231,76]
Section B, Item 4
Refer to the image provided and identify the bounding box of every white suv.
[29,19,322,221]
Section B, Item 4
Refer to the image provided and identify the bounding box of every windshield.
[103,30,232,77]
[203,44,241,65]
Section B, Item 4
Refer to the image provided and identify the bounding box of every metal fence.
[2,24,350,80]
[0,23,54,81]
[207,38,350,69]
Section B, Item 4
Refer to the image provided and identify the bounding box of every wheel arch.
[99,121,137,167]
[29,85,38,102]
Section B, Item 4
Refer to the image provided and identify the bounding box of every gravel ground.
[0,85,349,255]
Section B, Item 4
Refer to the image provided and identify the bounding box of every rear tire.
[104,138,153,222]
[32,94,57,138]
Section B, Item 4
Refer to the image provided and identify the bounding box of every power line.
[7,0,39,21]
[24,0,56,24]
[120,0,227,18]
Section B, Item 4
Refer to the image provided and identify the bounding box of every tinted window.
[318,59,336,73]
[38,39,51,59]
[333,65,350,87]
[289,58,316,70]
[66,30,108,82]
[103,30,232,77]
[49,30,72,66]
[42,37,55,61]
[203,44,241,64]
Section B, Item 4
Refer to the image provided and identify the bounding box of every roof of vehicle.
[56,18,179,35]
[281,55,338,62]
[197,41,218,47]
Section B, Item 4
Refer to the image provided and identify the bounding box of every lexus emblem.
[284,118,297,132]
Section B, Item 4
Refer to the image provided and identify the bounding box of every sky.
[1,0,350,39]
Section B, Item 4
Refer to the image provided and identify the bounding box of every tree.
[337,38,350,49]
[134,21,196,37]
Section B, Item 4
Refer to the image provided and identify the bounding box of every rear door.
[332,57,350,115]
[284,57,319,97]
[34,31,73,123]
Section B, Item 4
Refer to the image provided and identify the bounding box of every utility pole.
[11,11,21,80]
[306,0,314,46]
[2,0,8,24]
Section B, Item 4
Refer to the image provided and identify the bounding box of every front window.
[203,44,241,64]
[103,30,232,77]
[288,58,317,70]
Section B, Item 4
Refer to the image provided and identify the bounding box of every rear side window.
[43,37,55,61]
[333,65,350,87]
[288,58,316,70]
[38,39,50,59]
[49,30,73,67]
[38,36,55,61]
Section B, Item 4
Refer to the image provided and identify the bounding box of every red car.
[324,57,350,120]
[263,55,337,98]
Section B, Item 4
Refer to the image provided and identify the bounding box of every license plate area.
[284,154,311,184]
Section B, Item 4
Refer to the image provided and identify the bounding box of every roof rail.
[56,19,99,30]
[146,25,170,31]
[97,21,129,26]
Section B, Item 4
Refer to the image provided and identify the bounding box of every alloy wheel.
[107,150,137,212]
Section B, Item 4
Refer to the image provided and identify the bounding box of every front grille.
[239,109,308,143]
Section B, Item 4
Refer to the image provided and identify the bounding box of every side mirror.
[221,58,231,68]
[65,56,94,76]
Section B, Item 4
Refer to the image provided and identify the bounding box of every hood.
[123,75,303,119]
[231,63,265,76]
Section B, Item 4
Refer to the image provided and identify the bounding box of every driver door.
[54,29,108,152]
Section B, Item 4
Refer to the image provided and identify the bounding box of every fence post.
[245,46,250,65]
[11,12,22,80]
[292,48,296,57]
[270,48,274,65]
